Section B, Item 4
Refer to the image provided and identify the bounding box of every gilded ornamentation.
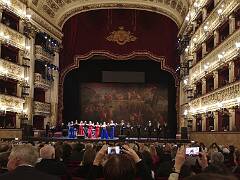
[54,0,65,7]
[189,81,240,113]
[0,58,25,81]
[0,23,25,50]
[34,73,51,90]
[47,0,59,11]
[189,29,240,84]
[42,4,55,18]
[29,9,62,40]
[187,0,237,52]
[33,101,51,115]
[58,3,184,28]
[35,45,54,62]
[0,94,25,113]
[106,26,137,46]
[32,0,39,6]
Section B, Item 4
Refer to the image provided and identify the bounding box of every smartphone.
[185,147,199,156]
[108,146,120,155]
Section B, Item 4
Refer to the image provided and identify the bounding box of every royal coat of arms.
[106,26,137,45]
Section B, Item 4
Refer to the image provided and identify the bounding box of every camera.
[108,146,121,155]
[185,147,199,156]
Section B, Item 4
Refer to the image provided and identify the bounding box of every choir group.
[67,120,117,139]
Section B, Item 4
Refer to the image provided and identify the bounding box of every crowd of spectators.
[0,140,240,180]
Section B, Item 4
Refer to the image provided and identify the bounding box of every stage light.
[236,42,240,49]
[183,110,188,116]
[26,14,31,20]
[217,9,223,15]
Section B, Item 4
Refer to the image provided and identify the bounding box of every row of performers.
[67,120,168,139]
[68,121,117,139]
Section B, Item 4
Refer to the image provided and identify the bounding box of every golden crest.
[106,26,137,45]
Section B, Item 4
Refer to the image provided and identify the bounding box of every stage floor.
[27,136,190,144]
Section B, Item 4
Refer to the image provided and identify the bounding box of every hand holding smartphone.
[107,146,121,155]
[185,147,200,156]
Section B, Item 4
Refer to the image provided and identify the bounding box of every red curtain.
[60,9,179,81]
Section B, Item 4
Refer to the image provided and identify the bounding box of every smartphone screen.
[108,146,120,155]
[185,147,199,156]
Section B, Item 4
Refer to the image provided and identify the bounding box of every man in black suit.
[0,144,59,180]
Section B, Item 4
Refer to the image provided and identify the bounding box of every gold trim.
[58,4,182,28]
[106,26,137,46]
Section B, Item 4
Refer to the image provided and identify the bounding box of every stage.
[24,136,190,144]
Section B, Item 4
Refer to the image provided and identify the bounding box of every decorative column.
[202,113,206,131]
[191,115,196,131]
[213,70,219,90]
[25,34,36,125]
[50,50,59,126]
[16,114,21,128]
[213,111,219,131]
[16,83,22,97]
[229,61,235,83]
[229,15,236,34]
[19,20,25,34]
[0,8,3,22]
[202,77,206,94]
[202,8,208,21]
[18,50,24,66]
[229,109,236,131]
[202,42,207,57]
[192,21,197,33]
[214,30,219,47]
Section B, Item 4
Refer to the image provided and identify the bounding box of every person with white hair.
[35,145,67,177]
[0,144,59,180]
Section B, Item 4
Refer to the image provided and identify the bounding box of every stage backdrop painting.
[80,83,167,126]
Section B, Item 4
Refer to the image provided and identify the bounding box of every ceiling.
[28,0,189,30]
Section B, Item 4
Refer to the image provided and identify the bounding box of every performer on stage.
[120,120,125,136]
[157,122,162,140]
[126,122,131,138]
[136,124,141,139]
[74,120,79,134]
[68,121,75,138]
[101,122,108,139]
[79,121,84,136]
[87,121,94,138]
[147,121,153,139]
[109,120,116,139]
[83,121,88,138]
[45,122,50,137]
[95,122,100,138]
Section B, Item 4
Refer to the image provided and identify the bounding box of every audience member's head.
[210,152,224,164]
[40,145,55,159]
[82,149,96,165]
[103,154,136,180]
[184,173,237,180]
[7,144,38,171]
[204,163,232,175]
[72,143,84,152]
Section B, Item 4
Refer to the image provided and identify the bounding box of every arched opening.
[63,57,177,137]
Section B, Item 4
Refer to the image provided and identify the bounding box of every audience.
[0,140,239,180]
[0,144,59,180]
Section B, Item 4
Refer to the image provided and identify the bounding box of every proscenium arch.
[58,51,179,124]
[59,52,179,137]
[57,3,184,28]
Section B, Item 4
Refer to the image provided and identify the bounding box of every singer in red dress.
[79,121,84,136]
[88,121,93,138]
[95,122,100,138]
